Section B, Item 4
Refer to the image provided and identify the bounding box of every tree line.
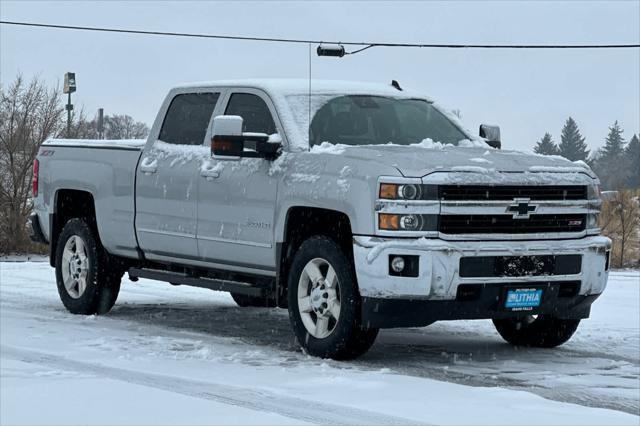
[0,75,149,253]
[533,117,639,190]
[533,117,639,267]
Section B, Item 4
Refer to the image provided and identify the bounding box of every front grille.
[439,185,587,201]
[439,214,586,234]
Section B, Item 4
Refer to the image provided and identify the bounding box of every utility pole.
[97,108,104,139]
[63,72,76,137]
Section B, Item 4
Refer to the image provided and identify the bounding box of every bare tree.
[615,190,639,267]
[64,107,99,139]
[0,75,64,253]
[63,110,149,140]
[104,114,149,139]
[600,189,640,267]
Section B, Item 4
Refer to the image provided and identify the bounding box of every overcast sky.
[1,0,639,152]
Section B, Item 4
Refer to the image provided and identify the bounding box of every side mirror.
[212,115,244,160]
[479,124,501,149]
[211,115,281,160]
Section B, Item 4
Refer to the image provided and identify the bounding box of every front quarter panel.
[272,151,400,242]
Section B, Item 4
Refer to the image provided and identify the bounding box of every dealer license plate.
[504,288,543,311]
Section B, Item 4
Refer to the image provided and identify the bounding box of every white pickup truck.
[30,79,611,359]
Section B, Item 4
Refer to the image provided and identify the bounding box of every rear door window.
[159,92,220,145]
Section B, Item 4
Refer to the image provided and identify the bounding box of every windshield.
[309,95,467,147]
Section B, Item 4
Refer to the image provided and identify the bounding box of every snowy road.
[1,261,638,425]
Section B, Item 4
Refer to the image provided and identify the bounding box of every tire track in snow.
[2,305,637,415]
[1,345,429,426]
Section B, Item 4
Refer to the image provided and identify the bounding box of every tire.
[493,315,580,348]
[287,236,378,360]
[231,293,276,308]
[55,218,122,315]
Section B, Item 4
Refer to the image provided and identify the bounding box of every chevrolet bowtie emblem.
[506,198,537,219]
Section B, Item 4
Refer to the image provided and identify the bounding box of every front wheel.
[493,315,580,348]
[55,218,121,315]
[287,236,378,360]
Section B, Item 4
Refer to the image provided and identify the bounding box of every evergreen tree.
[625,134,640,188]
[558,117,589,161]
[600,121,626,160]
[534,132,560,155]
[594,121,628,189]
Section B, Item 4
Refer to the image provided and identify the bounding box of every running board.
[128,268,265,297]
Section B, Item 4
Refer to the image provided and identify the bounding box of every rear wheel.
[493,315,580,348]
[55,218,121,315]
[287,236,378,360]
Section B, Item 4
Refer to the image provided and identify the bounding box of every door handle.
[140,157,158,174]
[200,162,220,180]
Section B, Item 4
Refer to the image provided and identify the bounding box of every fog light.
[391,256,405,273]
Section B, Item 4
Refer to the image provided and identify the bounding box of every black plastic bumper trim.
[459,254,582,278]
[361,281,599,329]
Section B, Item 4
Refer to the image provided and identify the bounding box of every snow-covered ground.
[1,261,638,425]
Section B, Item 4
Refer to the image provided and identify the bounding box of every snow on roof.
[173,79,478,151]
[175,79,442,151]
[44,139,146,149]
[175,79,431,100]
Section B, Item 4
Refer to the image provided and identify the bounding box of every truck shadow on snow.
[105,300,639,415]
[107,301,508,361]
[106,299,635,368]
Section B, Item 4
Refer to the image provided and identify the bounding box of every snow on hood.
[311,141,597,182]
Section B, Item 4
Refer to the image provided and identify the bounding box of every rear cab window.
[159,92,220,145]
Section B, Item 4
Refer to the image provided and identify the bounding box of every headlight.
[379,213,438,232]
[379,183,438,200]
[587,184,601,200]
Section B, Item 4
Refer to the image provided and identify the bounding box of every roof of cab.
[174,78,431,100]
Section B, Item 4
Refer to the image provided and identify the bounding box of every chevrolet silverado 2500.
[30,79,611,359]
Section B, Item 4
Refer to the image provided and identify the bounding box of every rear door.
[196,90,280,272]
[136,91,220,262]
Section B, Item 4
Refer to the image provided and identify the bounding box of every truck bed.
[37,138,146,259]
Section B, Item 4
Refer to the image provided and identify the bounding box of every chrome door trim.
[197,234,272,248]
[138,228,196,239]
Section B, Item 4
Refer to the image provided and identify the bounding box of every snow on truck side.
[31,79,611,359]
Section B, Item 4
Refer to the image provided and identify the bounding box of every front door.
[136,91,219,262]
[196,91,279,271]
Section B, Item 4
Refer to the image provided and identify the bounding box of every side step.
[128,268,265,297]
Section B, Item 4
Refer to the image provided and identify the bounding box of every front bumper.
[353,235,611,328]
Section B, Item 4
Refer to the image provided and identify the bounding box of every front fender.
[271,152,400,242]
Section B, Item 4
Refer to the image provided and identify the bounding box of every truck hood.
[312,143,596,180]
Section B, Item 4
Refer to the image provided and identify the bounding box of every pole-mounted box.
[63,72,76,94]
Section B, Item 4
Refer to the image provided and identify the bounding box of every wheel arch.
[50,189,98,267]
[275,206,354,308]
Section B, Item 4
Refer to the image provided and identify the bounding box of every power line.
[1,20,639,52]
